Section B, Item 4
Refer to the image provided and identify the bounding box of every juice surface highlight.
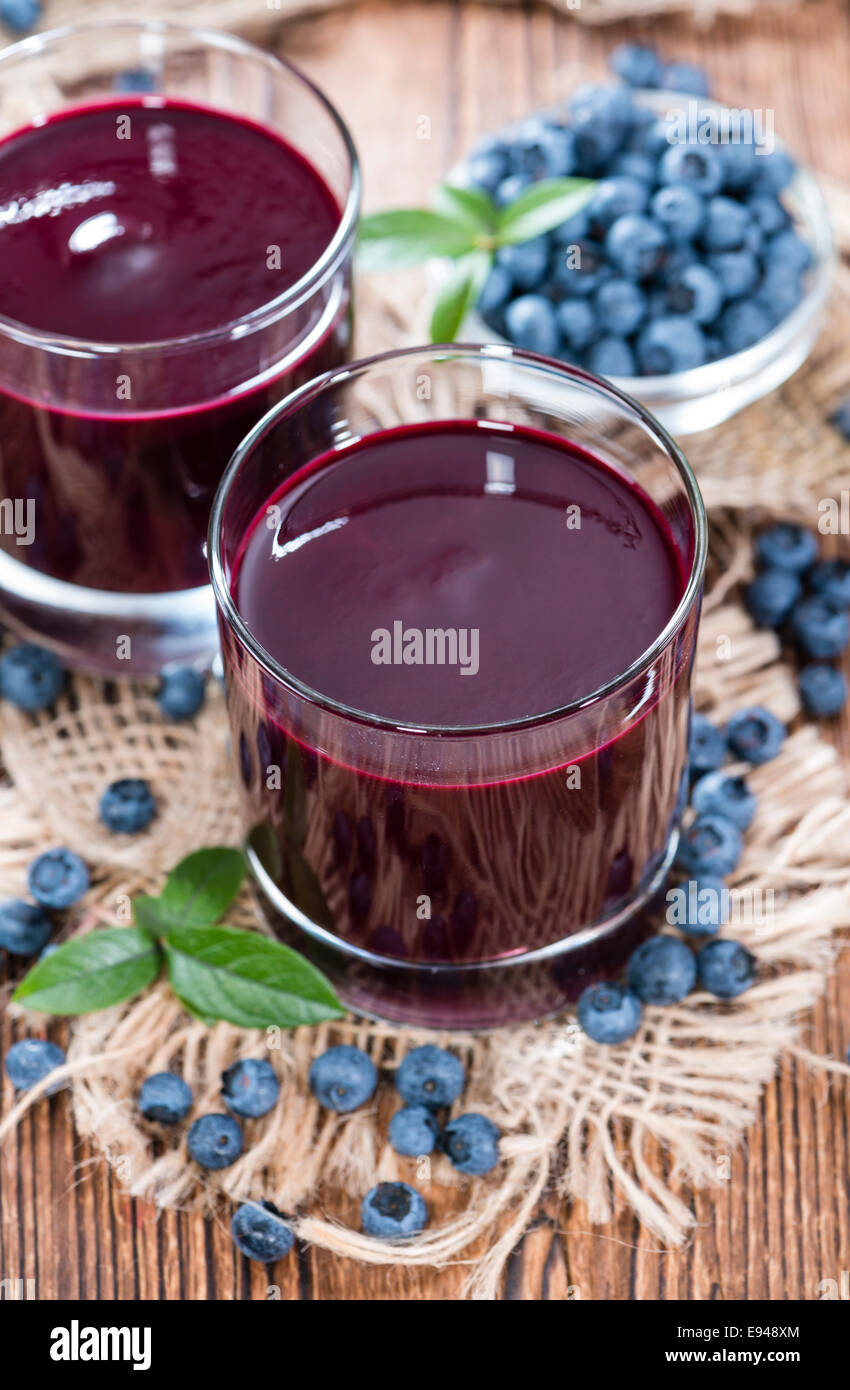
[0,98,346,595]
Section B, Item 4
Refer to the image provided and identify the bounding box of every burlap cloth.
[2,251,850,1299]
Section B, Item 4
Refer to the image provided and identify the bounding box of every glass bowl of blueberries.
[454,45,835,436]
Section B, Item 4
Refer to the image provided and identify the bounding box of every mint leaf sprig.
[13,847,343,1030]
[357,176,594,341]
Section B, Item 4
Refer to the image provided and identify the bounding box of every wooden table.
[2,0,850,1301]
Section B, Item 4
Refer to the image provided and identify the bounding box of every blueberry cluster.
[745,521,849,718]
[463,44,807,376]
[575,701,786,1045]
[0,844,89,968]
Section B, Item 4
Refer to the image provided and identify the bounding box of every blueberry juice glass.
[210,346,707,1028]
[0,21,359,673]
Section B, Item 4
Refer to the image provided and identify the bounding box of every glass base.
[0,548,217,675]
[247,831,678,1030]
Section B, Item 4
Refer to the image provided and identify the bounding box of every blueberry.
[637,316,707,374]
[649,183,705,244]
[4,1038,65,1093]
[719,299,773,353]
[766,227,812,273]
[697,939,757,998]
[594,278,646,337]
[637,115,679,159]
[691,770,757,830]
[755,522,818,574]
[495,173,529,207]
[478,264,513,319]
[504,294,559,355]
[790,596,850,659]
[27,848,89,909]
[187,1113,244,1169]
[798,663,847,718]
[221,1058,279,1118]
[112,68,156,94]
[361,1181,428,1239]
[725,706,786,764]
[0,898,51,955]
[551,207,590,246]
[332,809,353,866]
[0,0,42,35]
[99,778,156,834]
[662,61,711,97]
[577,982,643,1044]
[689,712,727,776]
[611,151,656,184]
[669,875,729,936]
[752,148,795,195]
[551,238,607,296]
[627,935,696,1004]
[718,139,759,192]
[442,1113,501,1175]
[464,149,509,194]
[610,42,663,89]
[606,213,668,281]
[231,1201,294,1263]
[755,265,803,325]
[676,814,743,877]
[138,1072,193,1124]
[556,297,598,352]
[587,336,636,378]
[309,1044,377,1112]
[830,399,850,442]
[157,667,206,721]
[0,643,65,711]
[509,120,575,178]
[661,244,699,282]
[747,192,790,238]
[348,870,372,924]
[746,568,802,631]
[664,265,723,324]
[707,250,760,300]
[701,195,752,252]
[586,175,649,237]
[809,559,850,608]
[388,1104,440,1157]
[396,1044,465,1110]
[569,83,634,173]
[658,143,722,197]
[496,236,549,291]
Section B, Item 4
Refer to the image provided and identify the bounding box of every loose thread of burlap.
[3,270,850,1297]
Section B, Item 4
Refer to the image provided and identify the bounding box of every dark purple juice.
[0,99,347,595]
[222,420,696,1026]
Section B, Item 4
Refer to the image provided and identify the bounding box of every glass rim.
[209,343,708,738]
[0,19,362,356]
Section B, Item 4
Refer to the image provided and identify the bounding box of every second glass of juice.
[210,346,707,1029]
[0,21,359,673]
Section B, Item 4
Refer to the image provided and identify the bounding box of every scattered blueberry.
[790,596,850,659]
[309,1044,377,1113]
[725,706,786,764]
[691,770,757,830]
[577,981,643,1044]
[610,42,663,89]
[0,643,64,711]
[138,1072,193,1124]
[755,522,819,574]
[676,813,743,877]
[396,1045,465,1110]
[637,316,706,374]
[157,667,206,721]
[389,1104,440,1157]
[0,0,42,35]
[0,898,51,956]
[99,778,156,834]
[689,712,727,776]
[112,68,156,94]
[745,568,802,628]
[627,935,696,1004]
[809,559,850,608]
[829,399,850,442]
[670,875,729,936]
[4,1038,65,1093]
[697,939,757,998]
[442,1113,501,1175]
[221,1058,280,1119]
[798,663,847,717]
[187,1113,244,1169]
[27,848,90,910]
[231,1201,294,1263]
[361,1181,428,1239]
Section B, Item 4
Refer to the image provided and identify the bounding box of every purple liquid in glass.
[0,99,346,595]
[223,420,695,1027]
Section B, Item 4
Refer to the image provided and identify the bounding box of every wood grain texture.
[2,0,850,1302]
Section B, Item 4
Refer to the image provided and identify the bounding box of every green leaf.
[132,894,174,936]
[495,177,595,245]
[357,209,479,271]
[431,183,496,232]
[429,250,493,343]
[163,924,344,1029]
[13,928,161,1015]
[158,846,245,928]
